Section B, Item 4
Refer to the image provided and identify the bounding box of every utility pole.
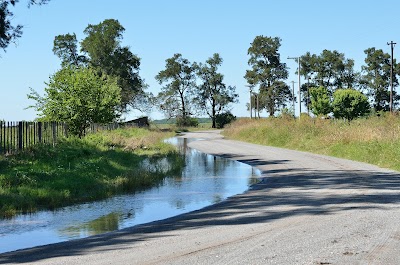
[288,56,301,118]
[256,93,259,118]
[307,76,311,115]
[291,81,296,116]
[387,41,396,113]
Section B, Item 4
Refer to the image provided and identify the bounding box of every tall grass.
[224,115,400,171]
[0,128,184,218]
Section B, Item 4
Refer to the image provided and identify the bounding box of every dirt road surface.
[1,130,399,264]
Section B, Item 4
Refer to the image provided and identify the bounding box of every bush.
[332,89,370,121]
[176,116,199,127]
[215,112,236,128]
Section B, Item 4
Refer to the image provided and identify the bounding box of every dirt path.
[1,130,400,264]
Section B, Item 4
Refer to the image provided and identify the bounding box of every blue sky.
[1,0,399,121]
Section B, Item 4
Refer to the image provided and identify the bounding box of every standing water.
[0,137,260,254]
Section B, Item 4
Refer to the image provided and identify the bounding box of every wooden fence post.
[38,122,42,143]
[18,121,23,150]
[52,122,57,146]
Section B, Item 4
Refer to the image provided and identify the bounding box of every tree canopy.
[360,47,400,112]
[194,53,238,128]
[300,50,358,92]
[155,53,196,124]
[52,19,146,113]
[245,35,290,116]
[28,67,121,137]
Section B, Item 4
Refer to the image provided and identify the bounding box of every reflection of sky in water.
[0,137,260,254]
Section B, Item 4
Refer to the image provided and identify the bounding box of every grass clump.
[0,127,184,218]
[223,114,400,171]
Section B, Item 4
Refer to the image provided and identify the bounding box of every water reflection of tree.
[59,212,122,238]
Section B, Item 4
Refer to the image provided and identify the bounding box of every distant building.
[124,117,149,127]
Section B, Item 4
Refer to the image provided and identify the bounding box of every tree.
[156,53,196,125]
[1,0,49,51]
[194,53,238,128]
[52,19,146,113]
[300,50,358,93]
[52,33,86,66]
[28,66,121,137]
[332,89,370,121]
[245,35,289,116]
[309,86,332,117]
[259,81,292,116]
[360,47,400,112]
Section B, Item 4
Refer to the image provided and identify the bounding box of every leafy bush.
[176,116,199,127]
[215,112,236,128]
[310,86,332,117]
[332,89,370,121]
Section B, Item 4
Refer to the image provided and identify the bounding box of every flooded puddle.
[0,137,260,254]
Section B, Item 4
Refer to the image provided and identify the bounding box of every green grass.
[223,114,400,172]
[0,127,184,218]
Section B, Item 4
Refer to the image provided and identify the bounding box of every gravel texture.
[0,130,399,265]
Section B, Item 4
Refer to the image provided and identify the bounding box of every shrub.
[215,112,236,128]
[332,89,370,121]
[176,116,199,127]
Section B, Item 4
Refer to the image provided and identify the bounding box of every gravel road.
[1,130,399,264]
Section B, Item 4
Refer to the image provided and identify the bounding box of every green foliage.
[244,35,290,116]
[309,86,332,116]
[176,116,198,127]
[194,53,238,128]
[360,47,400,111]
[28,66,121,137]
[300,50,358,93]
[215,112,236,128]
[0,127,182,218]
[156,53,196,120]
[53,19,147,112]
[332,89,370,121]
[53,33,86,66]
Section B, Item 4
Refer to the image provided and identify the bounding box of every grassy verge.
[223,115,400,171]
[0,127,184,218]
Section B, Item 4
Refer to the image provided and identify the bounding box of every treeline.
[26,19,399,137]
[245,36,399,120]
[28,19,238,133]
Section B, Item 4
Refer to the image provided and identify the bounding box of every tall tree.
[0,0,49,51]
[300,50,358,93]
[258,81,292,116]
[360,47,399,111]
[155,53,196,123]
[244,35,289,116]
[28,66,121,137]
[52,33,86,66]
[194,53,238,128]
[52,19,146,113]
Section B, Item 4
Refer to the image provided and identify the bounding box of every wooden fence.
[0,121,68,155]
[0,118,149,155]
[0,117,149,155]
